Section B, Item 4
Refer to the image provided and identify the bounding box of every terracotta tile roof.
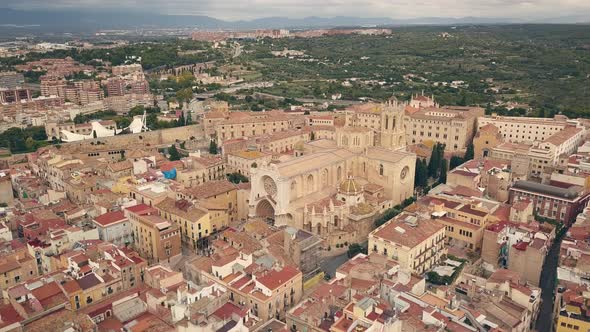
[191,155,224,168]
[62,279,82,294]
[0,302,23,329]
[77,273,102,290]
[544,126,582,146]
[458,204,487,217]
[212,302,248,320]
[93,210,127,226]
[183,180,236,199]
[372,212,444,248]
[107,160,133,172]
[124,204,154,215]
[512,199,532,211]
[0,258,21,274]
[31,281,65,306]
[255,265,300,291]
[155,197,208,222]
[159,160,184,172]
[488,269,521,284]
[493,205,511,222]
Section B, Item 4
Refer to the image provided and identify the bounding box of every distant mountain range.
[0,8,588,33]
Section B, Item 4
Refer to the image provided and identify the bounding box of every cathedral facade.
[248,99,416,247]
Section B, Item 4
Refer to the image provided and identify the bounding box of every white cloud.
[6,0,590,20]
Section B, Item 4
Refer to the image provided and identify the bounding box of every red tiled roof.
[62,280,82,294]
[256,266,300,290]
[124,204,153,214]
[212,302,247,320]
[160,161,183,172]
[31,282,63,302]
[0,302,23,328]
[94,211,127,226]
[513,241,529,251]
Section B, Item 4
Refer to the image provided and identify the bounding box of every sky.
[4,0,590,21]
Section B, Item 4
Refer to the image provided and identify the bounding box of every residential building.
[0,240,38,292]
[281,226,323,278]
[369,212,446,274]
[213,113,295,142]
[191,254,303,322]
[175,155,226,187]
[482,222,553,286]
[128,204,181,263]
[418,193,503,251]
[478,114,570,144]
[405,105,484,152]
[227,150,272,177]
[92,210,133,246]
[156,197,213,249]
[556,288,590,332]
[510,181,590,225]
[178,180,238,227]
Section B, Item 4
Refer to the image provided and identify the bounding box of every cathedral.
[248,98,416,247]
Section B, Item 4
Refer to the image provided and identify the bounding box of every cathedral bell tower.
[380,97,407,150]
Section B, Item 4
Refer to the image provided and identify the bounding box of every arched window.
[322,169,329,186]
[337,166,342,180]
[384,115,389,130]
[307,174,314,193]
[290,180,298,198]
[379,164,384,176]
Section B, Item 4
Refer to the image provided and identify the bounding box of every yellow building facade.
[369,212,446,274]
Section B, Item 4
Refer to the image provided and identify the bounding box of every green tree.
[420,159,429,188]
[176,88,193,105]
[209,140,218,155]
[128,105,146,117]
[457,93,467,106]
[25,137,35,151]
[177,112,186,127]
[115,117,131,129]
[414,158,422,188]
[186,112,193,125]
[464,143,474,160]
[414,158,428,188]
[428,144,442,178]
[439,159,448,184]
[374,207,401,227]
[347,243,367,258]
[227,172,249,184]
[168,145,181,161]
[450,156,464,170]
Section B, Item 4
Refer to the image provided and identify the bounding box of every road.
[320,252,349,278]
[535,236,562,332]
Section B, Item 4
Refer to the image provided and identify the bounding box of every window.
[379,164,384,176]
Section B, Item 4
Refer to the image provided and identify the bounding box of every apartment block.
[369,212,446,274]
[128,204,182,263]
[478,114,570,144]
[405,105,484,151]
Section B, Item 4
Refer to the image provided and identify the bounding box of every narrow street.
[535,236,562,332]
[320,252,349,278]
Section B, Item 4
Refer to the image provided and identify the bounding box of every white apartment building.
[477,115,571,144]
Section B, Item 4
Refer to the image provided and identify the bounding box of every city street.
[535,236,562,332]
[320,252,349,278]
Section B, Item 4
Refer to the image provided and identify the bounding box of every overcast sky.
[5,0,590,20]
